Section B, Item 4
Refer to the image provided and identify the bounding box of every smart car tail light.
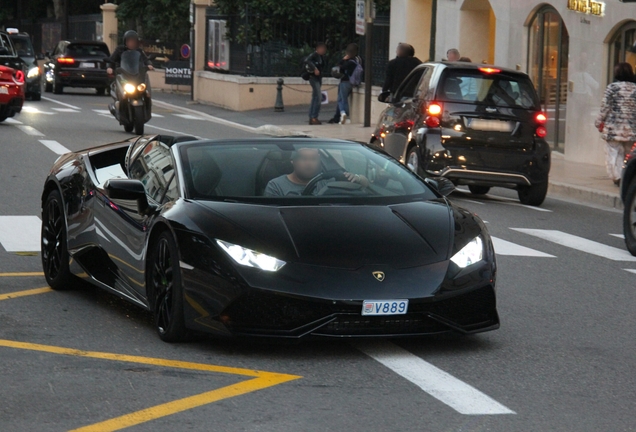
[535,112,547,138]
[424,102,443,128]
[14,70,24,83]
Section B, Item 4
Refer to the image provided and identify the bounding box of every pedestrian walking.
[446,48,460,62]
[328,43,362,125]
[595,62,636,185]
[382,43,422,96]
[303,42,327,125]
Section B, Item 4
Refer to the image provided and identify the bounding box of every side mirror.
[104,179,153,215]
[425,177,455,197]
[378,91,391,103]
[36,53,45,60]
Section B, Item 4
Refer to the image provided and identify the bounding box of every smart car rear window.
[66,44,109,57]
[438,70,540,110]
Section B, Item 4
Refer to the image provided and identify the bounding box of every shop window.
[527,6,569,152]
[206,19,229,71]
[608,21,636,83]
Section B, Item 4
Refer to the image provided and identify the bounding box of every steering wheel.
[302,168,347,196]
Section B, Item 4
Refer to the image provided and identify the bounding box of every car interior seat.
[255,150,294,195]
[189,148,223,197]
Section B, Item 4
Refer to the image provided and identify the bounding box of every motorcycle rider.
[106,30,154,76]
[106,30,153,114]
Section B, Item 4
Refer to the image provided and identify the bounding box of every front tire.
[41,190,74,290]
[623,178,636,256]
[133,105,144,135]
[147,232,187,342]
[469,185,491,195]
[95,87,106,96]
[124,123,134,133]
[406,146,420,173]
[53,79,63,95]
[31,91,41,101]
[518,182,548,206]
[44,81,52,93]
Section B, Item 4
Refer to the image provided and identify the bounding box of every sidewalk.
[153,90,622,210]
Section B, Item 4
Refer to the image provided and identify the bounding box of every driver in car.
[264,148,369,196]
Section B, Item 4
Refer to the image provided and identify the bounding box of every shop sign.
[567,0,605,16]
[165,61,192,85]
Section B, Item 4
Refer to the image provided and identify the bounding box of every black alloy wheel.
[623,178,636,256]
[148,232,187,342]
[517,182,548,206]
[469,185,491,195]
[406,147,420,173]
[41,190,74,290]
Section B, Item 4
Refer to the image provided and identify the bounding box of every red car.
[0,64,25,122]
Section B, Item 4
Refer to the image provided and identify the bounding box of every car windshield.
[438,70,540,110]
[178,141,436,204]
[66,44,109,57]
[10,36,34,57]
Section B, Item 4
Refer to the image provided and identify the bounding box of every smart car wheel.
[517,182,548,206]
[469,185,490,195]
[623,178,636,256]
[147,232,187,342]
[41,190,75,290]
[44,81,52,93]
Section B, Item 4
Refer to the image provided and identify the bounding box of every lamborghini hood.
[193,200,453,270]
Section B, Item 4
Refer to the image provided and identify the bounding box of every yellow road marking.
[0,287,52,301]
[0,272,44,277]
[0,339,302,431]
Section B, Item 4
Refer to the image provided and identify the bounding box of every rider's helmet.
[123,30,139,44]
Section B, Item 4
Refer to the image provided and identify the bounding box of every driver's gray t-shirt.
[264,175,327,196]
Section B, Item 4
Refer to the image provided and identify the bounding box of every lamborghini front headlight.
[450,236,483,268]
[216,239,286,272]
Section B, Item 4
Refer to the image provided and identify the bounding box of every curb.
[547,181,622,210]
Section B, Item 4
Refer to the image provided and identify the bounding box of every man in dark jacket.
[106,30,154,75]
[304,43,327,125]
[382,43,421,96]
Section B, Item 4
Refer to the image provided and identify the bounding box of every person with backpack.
[303,43,327,125]
[328,43,363,124]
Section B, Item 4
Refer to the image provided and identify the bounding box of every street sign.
[180,44,191,59]
[356,0,365,36]
[165,61,192,85]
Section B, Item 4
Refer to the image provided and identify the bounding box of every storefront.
[390,0,636,166]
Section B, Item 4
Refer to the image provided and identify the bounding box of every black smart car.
[371,62,551,206]
[43,40,110,95]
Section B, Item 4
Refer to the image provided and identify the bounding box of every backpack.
[349,56,364,86]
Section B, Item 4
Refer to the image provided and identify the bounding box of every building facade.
[390,0,636,166]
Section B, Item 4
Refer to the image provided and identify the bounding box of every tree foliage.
[116,0,190,43]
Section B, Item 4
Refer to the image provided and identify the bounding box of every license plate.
[80,62,95,68]
[362,300,409,316]
[0,87,8,94]
[469,119,513,132]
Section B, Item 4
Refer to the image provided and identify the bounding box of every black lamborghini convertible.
[41,136,499,342]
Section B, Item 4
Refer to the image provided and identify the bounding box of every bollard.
[274,78,284,112]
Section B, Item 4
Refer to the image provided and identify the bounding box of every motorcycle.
[109,50,151,135]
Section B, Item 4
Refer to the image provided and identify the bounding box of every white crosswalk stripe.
[356,341,515,415]
[2,118,22,124]
[92,109,111,115]
[610,233,625,239]
[511,229,636,262]
[0,216,41,252]
[39,140,71,155]
[491,237,555,257]
[51,108,80,113]
[173,113,204,120]
[16,125,45,136]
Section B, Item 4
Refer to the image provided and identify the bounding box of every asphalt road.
[0,90,634,432]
